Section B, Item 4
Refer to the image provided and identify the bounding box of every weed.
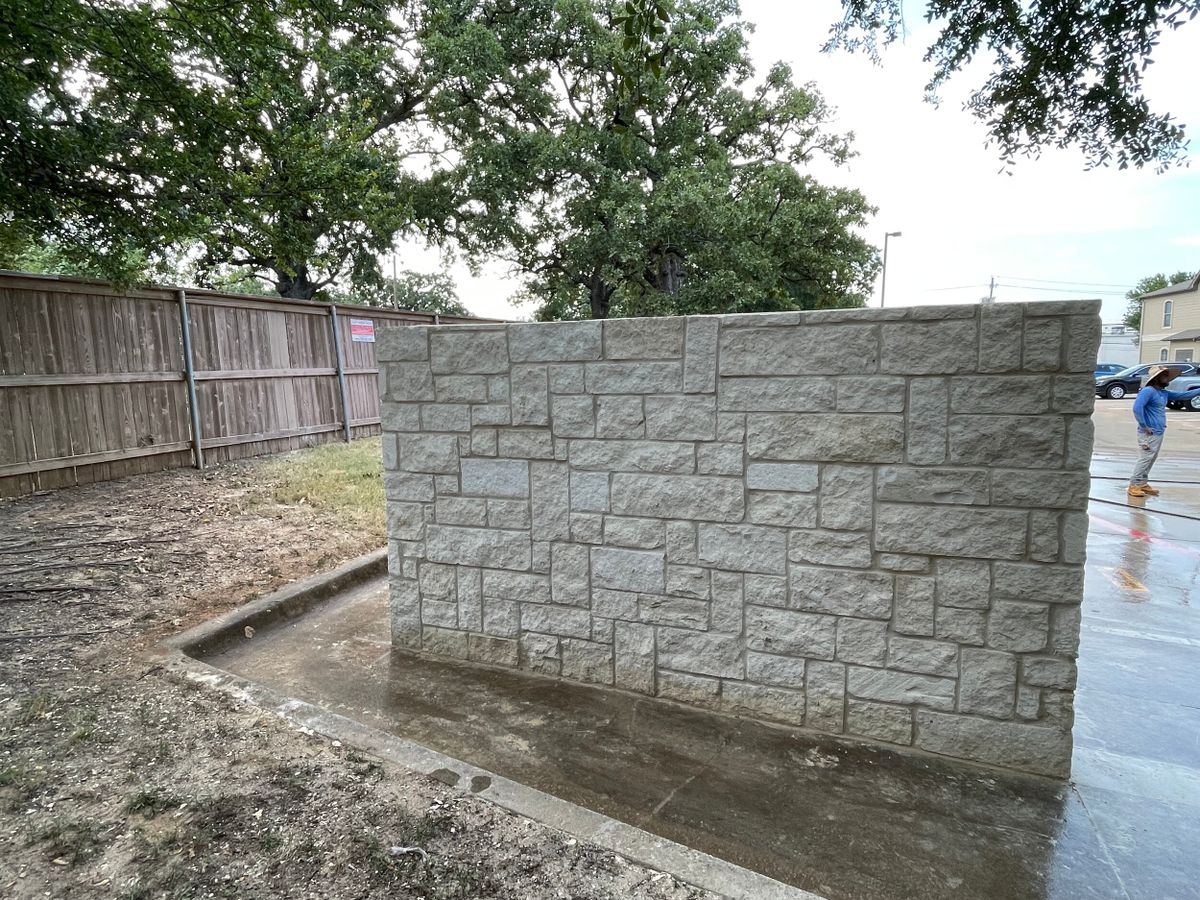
[258,438,385,539]
[124,786,181,818]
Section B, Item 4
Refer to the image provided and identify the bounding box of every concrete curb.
[153,553,823,900]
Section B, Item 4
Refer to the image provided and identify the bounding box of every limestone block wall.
[378,300,1100,778]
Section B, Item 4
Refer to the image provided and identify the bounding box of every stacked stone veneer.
[378,300,1099,778]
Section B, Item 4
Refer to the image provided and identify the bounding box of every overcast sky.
[395,0,1200,323]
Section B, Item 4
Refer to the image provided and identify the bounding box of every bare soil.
[0,446,712,900]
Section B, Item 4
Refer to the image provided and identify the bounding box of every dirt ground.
[0,440,713,900]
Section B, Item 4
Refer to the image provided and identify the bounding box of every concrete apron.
[156,498,1200,900]
[156,552,814,900]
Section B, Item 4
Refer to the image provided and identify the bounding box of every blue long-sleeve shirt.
[1133,385,1200,434]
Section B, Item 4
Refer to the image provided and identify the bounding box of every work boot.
[1142,483,1161,495]
[1127,484,1149,498]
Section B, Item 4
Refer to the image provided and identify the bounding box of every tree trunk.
[649,248,684,295]
[274,265,318,300]
[587,272,615,319]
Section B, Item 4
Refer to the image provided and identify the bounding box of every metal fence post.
[329,305,353,442]
[177,290,205,469]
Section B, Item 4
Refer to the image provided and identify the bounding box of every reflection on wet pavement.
[201,471,1200,900]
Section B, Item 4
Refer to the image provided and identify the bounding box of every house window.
[1176,350,1194,362]
[1161,348,1169,361]
[1163,300,1173,328]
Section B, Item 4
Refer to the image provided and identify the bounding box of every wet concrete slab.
[199,463,1200,900]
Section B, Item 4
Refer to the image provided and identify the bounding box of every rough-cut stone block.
[483,598,519,637]
[592,547,665,593]
[875,504,1027,559]
[521,603,592,639]
[988,601,1049,652]
[390,579,421,648]
[698,523,786,574]
[887,636,959,677]
[747,491,819,528]
[612,474,744,522]
[460,458,528,498]
[790,567,893,619]
[510,365,549,426]
[468,634,518,667]
[585,361,682,394]
[658,671,719,706]
[993,563,1085,604]
[436,496,487,527]
[847,700,913,745]
[509,321,602,362]
[656,629,744,678]
[717,377,834,412]
[949,415,1065,468]
[430,329,508,374]
[878,553,929,573]
[788,529,872,568]
[550,541,590,607]
[638,594,709,628]
[746,651,806,688]
[551,395,595,438]
[384,363,436,402]
[604,317,684,359]
[990,470,1090,509]
[387,502,425,540]
[1050,605,1081,656]
[835,376,906,412]
[683,317,718,393]
[949,376,1050,414]
[645,395,716,440]
[745,463,819,492]
[915,711,1070,778]
[614,622,656,693]
[482,570,550,604]
[488,499,530,530]
[377,325,429,362]
[848,667,956,711]
[1023,656,1077,689]
[836,618,888,666]
[421,403,471,432]
[665,565,710,600]
[709,571,743,633]
[519,632,561,674]
[882,319,979,374]
[569,471,609,513]
[959,648,1017,717]
[560,638,613,684]
[425,525,530,570]
[935,607,987,645]
[746,606,836,658]
[719,324,878,375]
[1065,315,1102,373]
[596,395,645,438]
[422,626,469,658]
[398,434,459,473]
[819,465,873,530]
[666,521,697,564]
[979,304,1023,373]
[721,682,805,727]
[1022,318,1063,371]
[381,401,422,432]
[435,374,488,403]
[746,414,904,463]
[743,573,787,608]
[875,466,989,505]
[935,559,991,610]
[696,442,743,475]
[547,364,584,394]
[570,439,693,473]
[530,462,569,540]
[806,661,847,731]
[603,516,664,549]
[905,378,948,464]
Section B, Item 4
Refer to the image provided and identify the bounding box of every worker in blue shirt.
[1129,365,1200,497]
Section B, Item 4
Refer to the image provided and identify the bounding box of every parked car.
[1094,362,1125,379]
[1095,362,1199,400]
[1167,372,1200,410]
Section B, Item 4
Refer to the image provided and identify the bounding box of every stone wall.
[377,301,1099,778]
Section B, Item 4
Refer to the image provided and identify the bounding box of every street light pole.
[881,230,902,307]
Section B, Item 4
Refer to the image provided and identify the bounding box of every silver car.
[1166,371,1200,411]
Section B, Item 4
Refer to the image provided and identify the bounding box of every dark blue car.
[1094,363,1124,379]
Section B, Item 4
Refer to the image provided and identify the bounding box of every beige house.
[1139,272,1200,363]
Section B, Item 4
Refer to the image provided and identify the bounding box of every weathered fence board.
[0,271,499,497]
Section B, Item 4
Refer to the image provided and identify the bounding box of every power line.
[994,283,1127,296]
[995,274,1133,289]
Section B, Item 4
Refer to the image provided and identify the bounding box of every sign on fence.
[350,319,376,342]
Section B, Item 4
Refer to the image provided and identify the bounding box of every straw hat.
[1147,365,1181,383]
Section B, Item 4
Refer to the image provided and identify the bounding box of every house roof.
[1164,328,1200,342]
[1140,272,1200,299]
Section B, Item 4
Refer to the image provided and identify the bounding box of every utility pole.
[881,231,902,307]
[392,253,399,308]
[981,276,996,304]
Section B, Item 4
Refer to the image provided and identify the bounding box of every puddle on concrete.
[198,498,1200,900]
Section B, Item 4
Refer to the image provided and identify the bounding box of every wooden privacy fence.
[0,270,498,498]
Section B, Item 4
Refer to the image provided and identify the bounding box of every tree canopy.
[452,0,879,319]
[334,269,470,315]
[826,1,1198,170]
[1123,270,1196,329]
